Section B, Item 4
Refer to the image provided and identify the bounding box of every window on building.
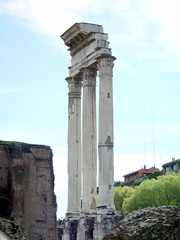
[173,165,176,171]
[165,167,169,173]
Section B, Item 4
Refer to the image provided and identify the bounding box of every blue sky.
[0,0,180,218]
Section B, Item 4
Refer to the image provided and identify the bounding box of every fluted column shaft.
[97,56,116,210]
[66,76,82,214]
[82,68,97,213]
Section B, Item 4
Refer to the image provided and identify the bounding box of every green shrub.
[114,186,135,216]
[122,172,180,215]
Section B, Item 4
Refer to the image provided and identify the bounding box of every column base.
[93,210,122,240]
[62,216,79,240]
[97,204,115,214]
[66,211,80,218]
[81,210,97,216]
[61,210,122,240]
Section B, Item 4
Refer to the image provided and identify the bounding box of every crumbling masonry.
[0,141,57,240]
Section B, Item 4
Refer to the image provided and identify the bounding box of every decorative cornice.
[61,22,103,48]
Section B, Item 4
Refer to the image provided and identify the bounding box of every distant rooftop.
[123,166,159,177]
[162,159,180,168]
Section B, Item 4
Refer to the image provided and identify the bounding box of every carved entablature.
[66,77,82,98]
[61,23,113,77]
[61,23,103,48]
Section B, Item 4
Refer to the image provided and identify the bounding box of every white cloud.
[0,0,98,37]
[0,0,180,73]
[152,0,180,31]
[0,88,25,95]
[0,0,179,39]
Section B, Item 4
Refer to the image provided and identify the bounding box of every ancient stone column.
[97,56,116,211]
[66,76,82,215]
[81,68,97,213]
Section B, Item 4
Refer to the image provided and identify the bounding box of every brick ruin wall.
[0,141,57,240]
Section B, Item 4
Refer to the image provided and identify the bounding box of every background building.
[162,158,180,174]
[123,165,160,183]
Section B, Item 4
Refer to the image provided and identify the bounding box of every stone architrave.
[66,76,82,214]
[97,56,116,211]
[81,68,97,214]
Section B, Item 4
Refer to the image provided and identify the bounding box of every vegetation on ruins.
[57,217,65,226]
[114,172,180,216]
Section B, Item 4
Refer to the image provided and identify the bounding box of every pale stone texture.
[94,212,122,240]
[66,77,82,214]
[0,231,10,240]
[82,68,97,213]
[61,23,111,77]
[62,216,79,240]
[61,22,114,216]
[0,141,57,240]
[97,57,116,211]
[77,215,95,239]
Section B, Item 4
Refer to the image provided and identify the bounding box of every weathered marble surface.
[104,206,180,240]
[97,56,115,210]
[82,68,97,214]
[66,77,82,214]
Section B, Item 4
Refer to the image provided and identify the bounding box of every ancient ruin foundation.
[61,22,121,240]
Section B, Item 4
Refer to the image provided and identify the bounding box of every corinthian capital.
[97,56,116,75]
[81,68,97,87]
[66,76,82,98]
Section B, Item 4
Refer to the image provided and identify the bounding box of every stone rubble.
[104,206,180,240]
[0,217,27,240]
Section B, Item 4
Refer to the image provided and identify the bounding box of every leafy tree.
[114,180,125,187]
[122,172,180,215]
[114,186,135,215]
[148,171,162,179]
[57,217,65,226]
